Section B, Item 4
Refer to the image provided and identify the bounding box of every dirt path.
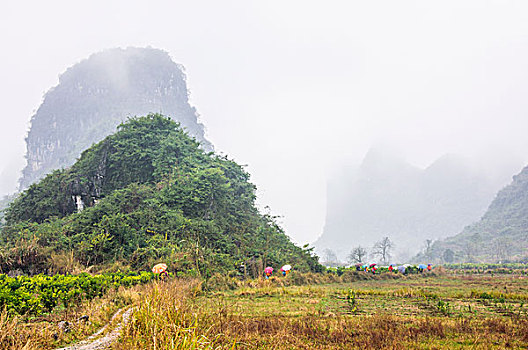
[55,307,134,350]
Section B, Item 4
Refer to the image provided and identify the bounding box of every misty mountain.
[19,47,212,189]
[315,148,518,261]
[429,164,528,263]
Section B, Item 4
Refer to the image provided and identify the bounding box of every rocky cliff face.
[315,149,518,261]
[20,47,212,189]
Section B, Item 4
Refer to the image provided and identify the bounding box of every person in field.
[280,264,292,276]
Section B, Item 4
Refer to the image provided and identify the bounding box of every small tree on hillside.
[470,233,482,257]
[493,238,512,263]
[372,236,394,265]
[462,241,475,262]
[347,246,368,264]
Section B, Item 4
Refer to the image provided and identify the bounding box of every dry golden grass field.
[116,271,528,349]
[3,271,528,349]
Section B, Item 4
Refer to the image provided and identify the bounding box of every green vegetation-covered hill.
[2,114,320,276]
[428,165,528,263]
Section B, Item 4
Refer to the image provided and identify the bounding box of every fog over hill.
[429,163,528,263]
[20,47,212,190]
[315,148,521,262]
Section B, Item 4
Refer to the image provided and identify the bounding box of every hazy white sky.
[1,1,528,244]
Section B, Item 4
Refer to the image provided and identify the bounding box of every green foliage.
[345,289,358,314]
[0,271,154,316]
[443,263,528,275]
[1,114,322,277]
[5,170,74,223]
[435,299,452,316]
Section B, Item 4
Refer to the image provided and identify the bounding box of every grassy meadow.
[115,270,528,349]
[2,270,527,349]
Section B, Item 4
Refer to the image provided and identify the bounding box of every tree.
[347,246,367,264]
[493,238,512,263]
[372,237,393,265]
[442,248,455,263]
[423,239,434,260]
[461,241,474,262]
[322,248,339,267]
[470,233,482,257]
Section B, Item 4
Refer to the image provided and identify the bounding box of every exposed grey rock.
[20,47,213,190]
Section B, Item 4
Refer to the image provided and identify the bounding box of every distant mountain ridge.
[315,148,518,261]
[20,47,212,189]
[429,164,528,262]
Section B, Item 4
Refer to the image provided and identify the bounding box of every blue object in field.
[418,264,427,270]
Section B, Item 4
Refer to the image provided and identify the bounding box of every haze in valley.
[2,1,528,249]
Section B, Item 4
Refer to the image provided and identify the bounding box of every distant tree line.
[320,236,395,266]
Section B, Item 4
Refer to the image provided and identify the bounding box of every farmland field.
[116,270,528,349]
[3,270,528,349]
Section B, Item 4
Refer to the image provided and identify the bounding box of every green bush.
[0,271,155,316]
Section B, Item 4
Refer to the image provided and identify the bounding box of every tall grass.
[116,279,230,349]
[116,276,528,349]
[203,270,415,292]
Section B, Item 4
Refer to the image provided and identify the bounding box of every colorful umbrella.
[281,265,292,271]
[264,266,273,274]
[152,263,168,274]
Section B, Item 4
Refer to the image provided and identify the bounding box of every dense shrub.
[0,271,154,316]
